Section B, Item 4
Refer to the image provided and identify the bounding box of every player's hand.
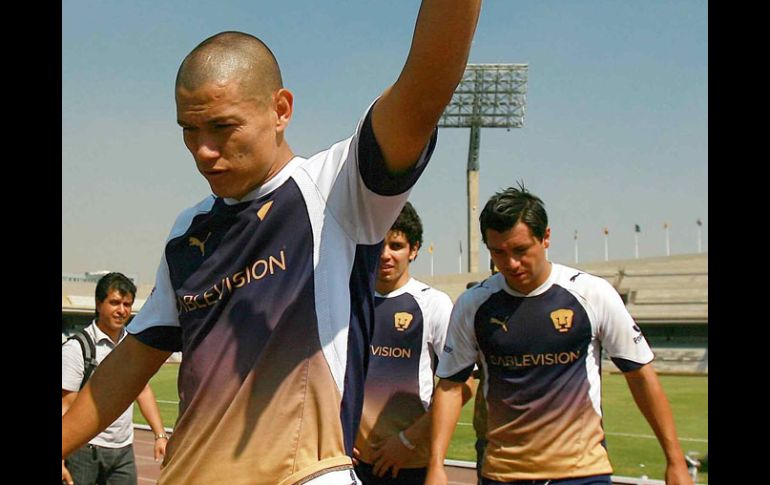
[351,446,361,467]
[370,434,410,478]
[424,464,448,485]
[665,461,694,485]
[62,460,74,485]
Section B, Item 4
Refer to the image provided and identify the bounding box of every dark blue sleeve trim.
[132,326,182,353]
[611,356,647,373]
[443,364,475,383]
[357,103,437,196]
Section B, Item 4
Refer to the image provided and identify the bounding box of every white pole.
[458,241,462,274]
[574,230,579,264]
[603,229,609,262]
[697,227,702,253]
[664,224,671,256]
[634,233,639,259]
[696,219,703,253]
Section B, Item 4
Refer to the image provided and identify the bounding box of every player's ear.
[409,241,419,262]
[542,227,551,249]
[274,88,293,133]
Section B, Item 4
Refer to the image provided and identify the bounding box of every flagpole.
[603,228,609,262]
[429,242,434,277]
[634,224,640,259]
[574,230,579,264]
[696,219,703,253]
[635,233,639,259]
[458,240,462,274]
[664,223,670,256]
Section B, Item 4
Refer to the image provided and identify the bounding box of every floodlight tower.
[439,64,528,273]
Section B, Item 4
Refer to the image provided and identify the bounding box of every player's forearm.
[399,0,481,118]
[62,336,170,457]
[428,379,465,468]
[63,369,143,456]
[402,407,432,447]
[408,375,473,447]
[624,365,687,464]
[373,0,482,172]
[61,391,77,417]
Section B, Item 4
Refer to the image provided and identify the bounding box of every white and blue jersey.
[127,104,436,485]
[437,263,654,481]
[355,278,453,468]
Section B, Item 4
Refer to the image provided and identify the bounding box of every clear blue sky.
[62,0,708,285]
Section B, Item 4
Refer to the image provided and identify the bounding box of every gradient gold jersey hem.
[482,464,613,482]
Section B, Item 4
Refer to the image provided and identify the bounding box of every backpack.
[63,330,98,390]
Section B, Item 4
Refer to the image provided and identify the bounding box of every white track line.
[454,422,707,443]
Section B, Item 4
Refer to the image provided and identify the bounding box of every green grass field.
[135,365,708,483]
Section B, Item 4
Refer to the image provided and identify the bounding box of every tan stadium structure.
[62,252,707,374]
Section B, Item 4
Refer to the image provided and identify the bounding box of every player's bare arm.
[62,336,171,458]
[372,0,482,172]
[371,374,473,478]
[624,364,693,485]
[425,378,467,485]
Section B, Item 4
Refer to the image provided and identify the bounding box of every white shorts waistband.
[303,468,356,485]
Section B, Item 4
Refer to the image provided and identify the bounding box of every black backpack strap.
[65,331,98,390]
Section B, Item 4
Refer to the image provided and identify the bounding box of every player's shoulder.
[454,273,502,310]
[552,263,617,300]
[407,278,452,306]
[410,278,450,298]
[168,195,217,240]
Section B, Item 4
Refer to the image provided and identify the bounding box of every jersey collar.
[222,156,305,205]
[375,277,420,298]
[498,262,558,298]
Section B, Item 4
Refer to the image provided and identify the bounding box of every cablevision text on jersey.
[489,350,581,368]
[176,249,287,314]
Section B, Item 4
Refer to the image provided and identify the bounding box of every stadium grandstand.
[62,252,707,375]
[416,252,708,375]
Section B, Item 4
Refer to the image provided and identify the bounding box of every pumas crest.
[394,312,413,332]
[550,309,574,333]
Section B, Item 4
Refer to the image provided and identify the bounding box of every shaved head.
[176,31,283,103]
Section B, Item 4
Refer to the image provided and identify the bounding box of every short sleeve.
[427,291,454,360]
[436,291,482,380]
[298,101,436,245]
[591,278,654,371]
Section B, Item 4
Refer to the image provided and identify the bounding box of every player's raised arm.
[372,0,482,173]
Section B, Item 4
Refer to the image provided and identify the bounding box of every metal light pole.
[439,64,528,273]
